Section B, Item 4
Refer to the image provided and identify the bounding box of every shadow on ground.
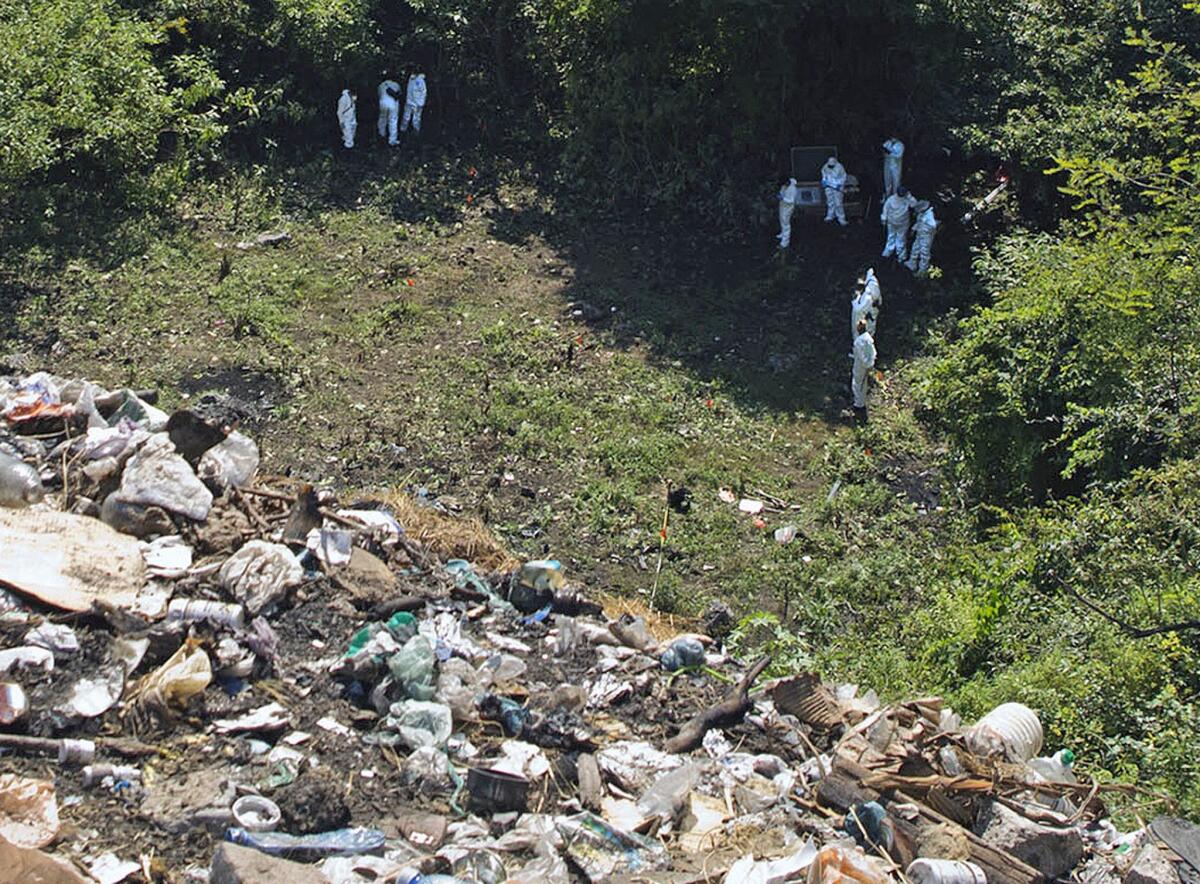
[481,167,982,420]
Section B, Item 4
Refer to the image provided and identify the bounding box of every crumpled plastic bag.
[219,540,303,615]
[197,431,259,489]
[115,432,213,521]
[387,634,436,701]
[384,700,452,749]
[0,774,59,848]
[134,640,211,712]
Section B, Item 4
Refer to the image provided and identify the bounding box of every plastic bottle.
[82,764,142,788]
[167,598,246,629]
[0,450,44,508]
[906,858,987,884]
[964,702,1043,761]
[1027,748,1077,784]
[57,738,96,765]
[224,826,386,859]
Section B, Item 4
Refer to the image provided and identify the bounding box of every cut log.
[664,657,769,754]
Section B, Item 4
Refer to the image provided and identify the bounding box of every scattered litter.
[0,367,1167,883]
[89,852,142,884]
[214,702,290,734]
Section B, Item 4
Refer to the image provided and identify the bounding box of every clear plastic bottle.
[1027,748,1077,784]
[0,450,44,508]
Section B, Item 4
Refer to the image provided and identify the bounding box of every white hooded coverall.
[906,206,938,273]
[851,290,876,344]
[337,90,357,148]
[851,268,882,344]
[881,192,916,259]
[883,138,904,196]
[852,330,877,409]
[402,74,427,133]
[822,158,848,225]
[778,179,798,248]
[378,80,401,145]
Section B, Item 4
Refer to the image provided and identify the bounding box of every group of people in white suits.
[336,73,428,149]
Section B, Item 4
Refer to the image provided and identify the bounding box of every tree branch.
[1051,573,1200,638]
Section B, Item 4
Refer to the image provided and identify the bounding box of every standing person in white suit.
[850,268,881,347]
[402,73,427,135]
[852,319,877,422]
[336,89,357,149]
[906,201,939,274]
[777,178,798,249]
[377,77,401,146]
[882,137,904,197]
[821,156,848,226]
[880,187,916,260]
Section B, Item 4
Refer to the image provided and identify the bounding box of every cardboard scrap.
[0,510,147,612]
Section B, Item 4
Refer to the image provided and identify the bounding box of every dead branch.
[664,657,770,754]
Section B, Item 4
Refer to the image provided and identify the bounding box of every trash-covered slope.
[0,370,1193,884]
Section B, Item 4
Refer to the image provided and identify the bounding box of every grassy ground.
[1,143,959,683]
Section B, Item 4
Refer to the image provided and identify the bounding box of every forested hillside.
[3,0,1199,814]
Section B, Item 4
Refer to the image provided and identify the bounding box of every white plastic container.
[965,702,1043,761]
[231,795,281,832]
[907,859,987,884]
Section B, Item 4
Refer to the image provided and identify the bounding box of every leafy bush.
[0,0,223,197]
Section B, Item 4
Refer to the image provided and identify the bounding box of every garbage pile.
[1,369,1197,884]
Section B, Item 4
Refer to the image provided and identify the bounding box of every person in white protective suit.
[906,200,938,273]
[377,78,402,145]
[777,178,798,248]
[336,89,357,149]
[852,318,877,420]
[822,156,848,226]
[880,186,916,260]
[850,268,881,346]
[402,73,427,134]
[882,137,904,196]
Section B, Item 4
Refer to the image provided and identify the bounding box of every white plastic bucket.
[966,702,1043,761]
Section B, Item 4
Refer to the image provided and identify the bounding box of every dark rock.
[101,493,175,538]
[974,799,1083,879]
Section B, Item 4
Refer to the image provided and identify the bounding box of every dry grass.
[380,489,521,573]
[596,592,698,641]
